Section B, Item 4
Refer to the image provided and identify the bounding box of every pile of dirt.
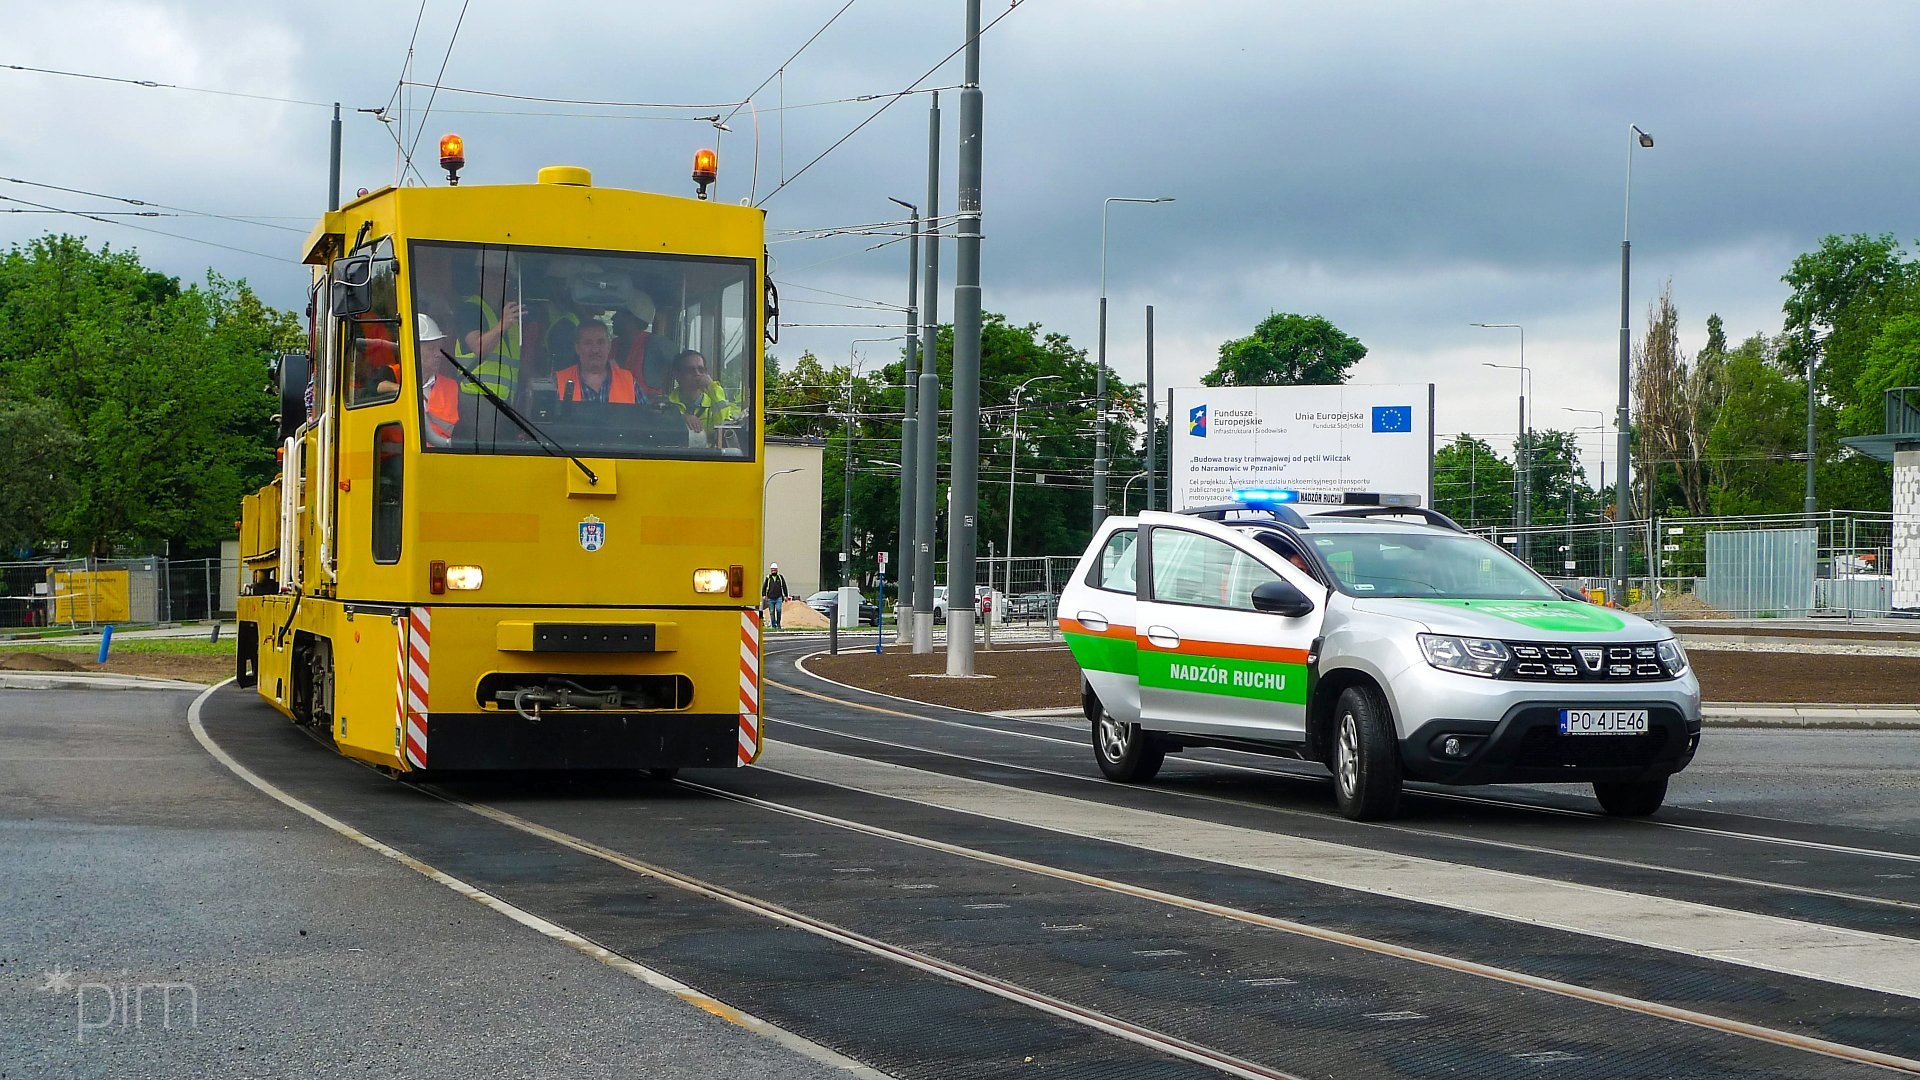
[807,641,1920,709]
[0,652,87,672]
[809,643,1082,714]
[777,600,829,630]
[0,650,229,685]
[1631,593,1729,619]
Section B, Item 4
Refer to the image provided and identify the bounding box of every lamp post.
[1617,123,1654,602]
[1563,407,1608,501]
[1004,374,1060,603]
[1120,470,1149,515]
[887,196,920,642]
[1093,195,1174,529]
[1475,322,1529,562]
[844,337,902,593]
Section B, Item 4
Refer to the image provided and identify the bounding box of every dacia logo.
[1578,647,1604,671]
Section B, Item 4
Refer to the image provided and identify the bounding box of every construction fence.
[0,556,236,631]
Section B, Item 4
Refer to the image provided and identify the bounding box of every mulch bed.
[806,641,1920,709]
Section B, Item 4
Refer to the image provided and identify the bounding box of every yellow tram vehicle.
[236,149,770,773]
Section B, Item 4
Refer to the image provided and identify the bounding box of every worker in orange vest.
[550,320,637,404]
[417,314,460,446]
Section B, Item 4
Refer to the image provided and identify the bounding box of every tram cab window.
[410,241,756,460]
[344,238,401,408]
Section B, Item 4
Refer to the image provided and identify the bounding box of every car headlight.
[1657,638,1689,677]
[1418,634,1510,678]
[692,568,730,594]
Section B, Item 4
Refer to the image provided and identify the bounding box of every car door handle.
[1145,625,1181,649]
[1074,611,1109,632]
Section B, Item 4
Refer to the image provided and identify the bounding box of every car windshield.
[1306,529,1560,601]
[408,240,755,460]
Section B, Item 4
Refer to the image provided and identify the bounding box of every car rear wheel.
[1331,685,1402,820]
[1093,711,1164,782]
[1593,777,1667,816]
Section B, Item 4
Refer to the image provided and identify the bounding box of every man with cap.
[761,562,789,629]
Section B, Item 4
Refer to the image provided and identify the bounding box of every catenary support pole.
[893,204,921,641]
[1145,305,1156,513]
[328,103,342,211]
[912,93,942,654]
[945,0,984,676]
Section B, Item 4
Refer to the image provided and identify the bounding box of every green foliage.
[1702,335,1805,515]
[1521,429,1603,527]
[0,235,296,555]
[772,314,1141,585]
[1849,313,1920,435]
[1201,313,1365,387]
[1432,434,1514,530]
[0,399,80,555]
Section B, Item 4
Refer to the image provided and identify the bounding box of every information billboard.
[1168,384,1434,510]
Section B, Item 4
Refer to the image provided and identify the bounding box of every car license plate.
[1559,708,1650,735]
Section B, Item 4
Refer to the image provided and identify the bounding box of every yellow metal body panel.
[241,172,766,772]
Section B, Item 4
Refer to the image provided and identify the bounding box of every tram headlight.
[445,564,484,591]
[692,568,730,594]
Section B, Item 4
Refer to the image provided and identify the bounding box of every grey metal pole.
[912,94,942,655]
[1804,328,1818,524]
[1145,305,1156,513]
[841,374,853,593]
[1093,295,1108,529]
[945,0,984,676]
[1615,125,1651,604]
[328,103,342,211]
[892,203,921,640]
[1517,392,1528,562]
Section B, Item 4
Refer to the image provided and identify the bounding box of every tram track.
[775,648,1920,876]
[191,674,1920,1078]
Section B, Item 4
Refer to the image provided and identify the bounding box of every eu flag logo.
[1189,404,1208,437]
[1371,405,1412,433]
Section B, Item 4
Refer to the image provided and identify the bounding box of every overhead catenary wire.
[402,0,475,171]
[0,63,332,108]
[1,176,306,233]
[717,0,861,131]
[756,0,1029,207]
[0,194,284,262]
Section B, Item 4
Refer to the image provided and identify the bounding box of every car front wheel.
[1593,777,1667,816]
[1331,685,1402,820]
[1093,712,1164,782]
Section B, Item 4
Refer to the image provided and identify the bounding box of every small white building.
[1841,388,1920,612]
[763,437,826,600]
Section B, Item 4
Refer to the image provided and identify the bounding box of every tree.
[0,399,80,556]
[1702,334,1805,515]
[0,235,295,555]
[1201,313,1365,387]
[1431,435,1513,530]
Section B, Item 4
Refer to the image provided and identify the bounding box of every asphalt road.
[4,651,1918,1078]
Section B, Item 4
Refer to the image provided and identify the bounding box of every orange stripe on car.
[1059,618,1136,639]
[1137,635,1310,666]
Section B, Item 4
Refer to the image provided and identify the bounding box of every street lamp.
[1004,374,1060,602]
[1093,195,1174,529]
[1120,470,1149,515]
[1474,322,1529,561]
[1617,124,1654,600]
[1563,407,1609,498]
[844,337,902,592]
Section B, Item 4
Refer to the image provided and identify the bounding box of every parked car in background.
[804,590,879,625]
[1008,591,1057,620]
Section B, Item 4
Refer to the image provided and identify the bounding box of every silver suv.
[1057,493,1701,820]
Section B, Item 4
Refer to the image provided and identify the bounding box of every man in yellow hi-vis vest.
[454,294,524,399]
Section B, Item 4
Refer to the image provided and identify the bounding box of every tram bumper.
[420,711,742,771]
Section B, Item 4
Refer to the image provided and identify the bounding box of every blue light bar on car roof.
[1230,488,1422,509]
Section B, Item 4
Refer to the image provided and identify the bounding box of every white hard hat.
[417,313,449,340]
[769,562,778,570]
[627,292,656,323]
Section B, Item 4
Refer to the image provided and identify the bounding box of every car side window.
[1150,529,1280,611]
[1088,529,1137,595]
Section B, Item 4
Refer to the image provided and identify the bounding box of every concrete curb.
[0,671,211,692]
[989,704,1920,730]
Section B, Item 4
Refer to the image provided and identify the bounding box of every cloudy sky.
[8,1,1920,477]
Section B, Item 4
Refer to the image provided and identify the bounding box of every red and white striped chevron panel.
[403,606,431,769]
[738,608,761,765]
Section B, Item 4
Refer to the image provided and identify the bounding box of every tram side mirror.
[1251,579,1315,618]
[330,254,374,317]
[764,276,780,344]
[276,352,311,441]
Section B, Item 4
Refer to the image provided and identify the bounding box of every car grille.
[1501,641,1673,683]
[1513,725,1672,769]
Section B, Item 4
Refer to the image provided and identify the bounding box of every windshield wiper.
[438,348,598,486]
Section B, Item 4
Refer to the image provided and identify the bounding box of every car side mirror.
[329,254,374,317]
[1251,579,1315,618]
[1556,586,1589,604]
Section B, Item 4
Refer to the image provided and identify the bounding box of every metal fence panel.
[1699,528,1815,617]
